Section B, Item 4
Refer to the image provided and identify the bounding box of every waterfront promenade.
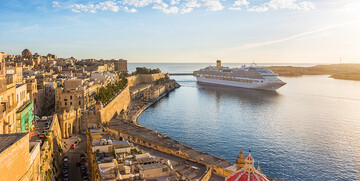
[108,119,234,177]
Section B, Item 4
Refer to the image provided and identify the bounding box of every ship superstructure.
[196,60,286,91]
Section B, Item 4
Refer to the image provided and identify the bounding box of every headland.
[265,64,360,80]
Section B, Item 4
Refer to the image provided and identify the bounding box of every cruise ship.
[196,60,286,91]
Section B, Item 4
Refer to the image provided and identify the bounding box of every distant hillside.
[266,64,360,81]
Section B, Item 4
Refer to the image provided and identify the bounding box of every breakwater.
[108,119,233,178]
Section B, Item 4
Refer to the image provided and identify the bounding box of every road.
[137,145,209,180]
[62,133,88,181]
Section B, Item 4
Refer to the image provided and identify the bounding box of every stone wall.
[127,73,165,87]
[80,73,164,126]
[39,115,63,180]
[98,86,131,124]
[0,134,31,181]
[81,110,100,132]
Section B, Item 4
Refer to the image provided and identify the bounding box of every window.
[70,102,72,106]
[70,96,72,100]
[79,101,81,105]
[65,102,67,106]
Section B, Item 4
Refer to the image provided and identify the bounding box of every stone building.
[55,85,89,112]
[6,63,23,84]
[0,55,8,134]
[22,49,32,59]
[143,85,166,101]
[114,59,127,73]
[0,133,41,181]
[58,107,82,138]
[236,148,245,170]
[3,74,18,133]
[226,153,270,181]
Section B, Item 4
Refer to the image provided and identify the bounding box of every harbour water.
[132,63,360,180]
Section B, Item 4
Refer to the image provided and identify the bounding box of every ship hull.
[196,77,285,91]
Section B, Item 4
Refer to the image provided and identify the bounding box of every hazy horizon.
[1,0,359,63]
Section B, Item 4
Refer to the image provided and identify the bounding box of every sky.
[0,0,359,63]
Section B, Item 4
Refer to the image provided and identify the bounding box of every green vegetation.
[45,169,52,181]
[94,75,128,104]
[134,67,161,74]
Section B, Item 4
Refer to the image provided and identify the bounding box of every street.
[62,133,89,181]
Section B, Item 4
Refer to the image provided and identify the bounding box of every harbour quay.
[108,118,234,179]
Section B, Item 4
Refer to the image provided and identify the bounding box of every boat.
[196,60,286,91]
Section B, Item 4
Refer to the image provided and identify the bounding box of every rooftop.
[0,133,28,153]
[137,163,163,171]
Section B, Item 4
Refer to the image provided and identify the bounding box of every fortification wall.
[127,73,165,87]
[99,86,131,123]
[81,110,100,132]
[40,115,63,180]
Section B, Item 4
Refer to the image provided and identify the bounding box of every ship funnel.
[216,60,221,67]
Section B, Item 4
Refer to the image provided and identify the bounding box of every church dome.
[226,153,269,181]
[22,49,32,57]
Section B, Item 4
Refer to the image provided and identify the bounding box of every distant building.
[0,133,41,181]
[114,59,127,73]
[22,49,32,59]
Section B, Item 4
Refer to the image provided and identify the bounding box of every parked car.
[70,144,75,149]
[83,175,88,181]
[81,165,86,174]
[45,122,50,129]
[63,156,69,162]
[62,168,68,174]
[63,164,68,169]
[74,141,78,145]
[78,138,82,142]
[41,116,48,122]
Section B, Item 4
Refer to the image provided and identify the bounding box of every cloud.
[248,0,315,12]
[69,1,121,13]
[153,2,179,13]
[229,0,249,10]
[123,6,137,12]
[52,1,61,8]
[52,0,315,14]
[120,0,161,8]
[171,0,181,5]
[182,0,223,11]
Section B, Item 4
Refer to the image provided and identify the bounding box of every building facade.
[0,133,41,181]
